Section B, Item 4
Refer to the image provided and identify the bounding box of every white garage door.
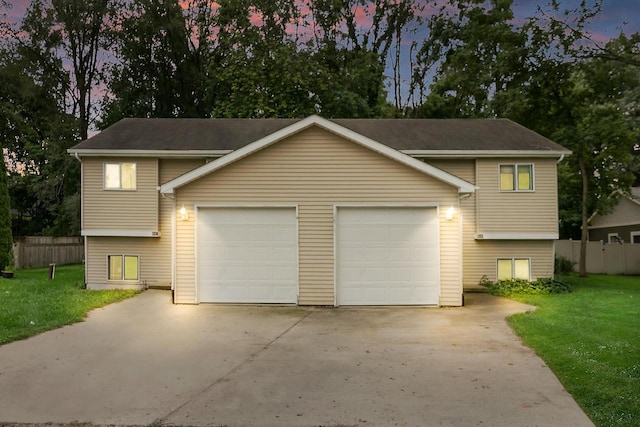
[197,207,298,303]
[336,207,440,305]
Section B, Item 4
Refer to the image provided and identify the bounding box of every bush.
[555,255,575,275]
[484,277,571,297]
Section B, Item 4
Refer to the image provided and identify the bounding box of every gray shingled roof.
[70,117,568,153]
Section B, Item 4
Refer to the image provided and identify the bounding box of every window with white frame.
[108,255,139,281]
[608,233,621,244]
[500,164,533,191]
[104,163,136,190]
[631,231,640,244]
[497,258,530,281]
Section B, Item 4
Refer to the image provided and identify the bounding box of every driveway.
[0,291,593,427]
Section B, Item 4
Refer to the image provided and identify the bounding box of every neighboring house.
[68,115,569,306]
[588,187,640,244]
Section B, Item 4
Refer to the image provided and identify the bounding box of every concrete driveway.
[0,291,593,427]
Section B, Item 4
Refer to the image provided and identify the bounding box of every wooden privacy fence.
[555,240,640,275]
[13,236,84,269]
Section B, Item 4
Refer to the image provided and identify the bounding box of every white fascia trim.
[588,221,640,230]
[475,232,559,240]
[161,115,477,194]
[82,229,161,237]
[402,150,572,158]
[68,149,231,158]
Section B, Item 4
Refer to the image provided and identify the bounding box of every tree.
[0,46,80,236]
[210,0,318,118]
[102,0,213,125]
[307,0,417,117]
[555,54,638,276]
[20,0,116,140]
[409,0,528,118]
[0,142,13,270]
[0,0,115,236]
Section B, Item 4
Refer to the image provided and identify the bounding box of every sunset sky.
[2,0,638,116]
[3,0,640,43]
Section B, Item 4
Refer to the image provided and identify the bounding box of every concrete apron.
[0,291,593,427]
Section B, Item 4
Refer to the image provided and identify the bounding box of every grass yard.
[507,274,640,427]
[0,264,138,345]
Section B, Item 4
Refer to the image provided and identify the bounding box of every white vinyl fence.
[555,240,640,275]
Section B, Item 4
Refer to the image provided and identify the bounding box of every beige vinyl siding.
[476,158,559,235]
[298,204,334,304]
[160,159,208,185]
[427,159,476,184]
[174,126,463,305]
[82,157,159,231]
[462,240,554,286]
[590,197,640,228]
[85,236,169,288]
[84,158,206,289]
[425,160,480,292]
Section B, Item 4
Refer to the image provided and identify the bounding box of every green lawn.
[507,274,640,427]
[0,264,138,345]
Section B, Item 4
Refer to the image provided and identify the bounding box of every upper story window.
[500,164,533,191]
[105,163,136,190]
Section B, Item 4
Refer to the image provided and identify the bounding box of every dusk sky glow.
[1,0,638,121]
[4,0,640,43]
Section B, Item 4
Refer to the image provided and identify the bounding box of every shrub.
[554,255,575,275]
[484,277,571,297]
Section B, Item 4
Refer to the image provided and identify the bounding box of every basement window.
[497,258,530,281]
[108,255,139,281]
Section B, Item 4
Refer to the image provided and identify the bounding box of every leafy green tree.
[102,0,213,125]
[20,0,116,140]
[555,55,638,275]
[210,0,317,118]
[0,0,116,236]
[410,0,527,118]
[0,142,13,270]
[0,46,80,236]
[307,0,417,117]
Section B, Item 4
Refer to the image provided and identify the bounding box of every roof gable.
[589,188,640,228]
[160,115,476,194]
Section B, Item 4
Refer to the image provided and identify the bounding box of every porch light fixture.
[445,205,455,221]
[179,205,188,221]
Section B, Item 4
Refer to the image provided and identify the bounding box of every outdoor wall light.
[445,205,456,221]
[179,205,188,221]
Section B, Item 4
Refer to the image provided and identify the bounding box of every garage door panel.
[198,207,298,304]
[337,207,440,305]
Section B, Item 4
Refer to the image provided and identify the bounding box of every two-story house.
[68,115,570,306]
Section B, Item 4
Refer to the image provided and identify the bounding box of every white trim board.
[68,149,231,158]
[402,150,571,158]
[475,232,558,240]
[81,229,160,237]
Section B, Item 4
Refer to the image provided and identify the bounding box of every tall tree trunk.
[579,154,589,277]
